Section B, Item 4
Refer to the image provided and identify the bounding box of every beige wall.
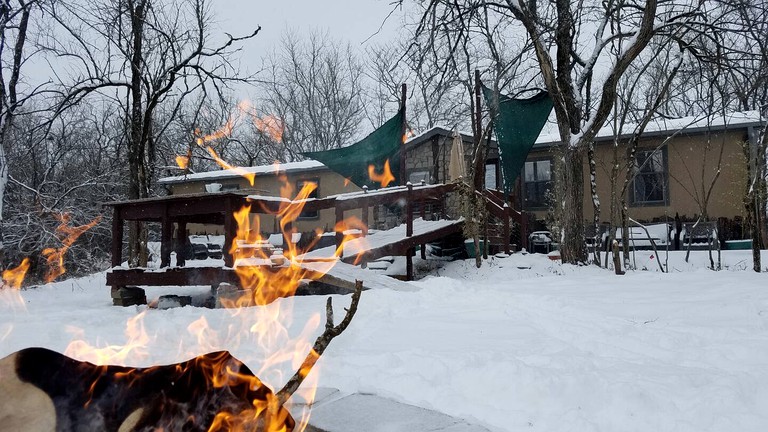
[167,169,364,235]
[527,130,749,223]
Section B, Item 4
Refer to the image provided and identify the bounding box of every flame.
[1,258,31,311]
[1,258,30,290]
[176,155,190,170]
[368,159,396,188]
[41,213,102,283]
[22,150,363,432]
[402,128,415,143]
[65,311,151,365]
[206,147,256,186]
[254,115,284,143]
[196,118,235,145]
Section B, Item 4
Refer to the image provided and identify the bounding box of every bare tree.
[258,30,366,161]
[46,0,259,265]
[411,0,709,264]
[0,0,49,263]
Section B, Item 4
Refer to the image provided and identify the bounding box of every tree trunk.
[127,0,148,267]
[588,142,601,266]
[560,146,587,263]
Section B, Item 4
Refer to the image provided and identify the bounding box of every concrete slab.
[291,391,491,432]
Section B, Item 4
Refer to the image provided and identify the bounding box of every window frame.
[629,146,669,207]
[522,157,552,210]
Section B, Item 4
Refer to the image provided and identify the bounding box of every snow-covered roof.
[404,125,475,147]
[158,160,327,184]
[535,110,765,146]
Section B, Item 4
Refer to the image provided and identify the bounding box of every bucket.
[464,239,486,258]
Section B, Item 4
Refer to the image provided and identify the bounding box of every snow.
[537,111,765,145]
[2,251,768,432]
[157,160,327,184]
[299,218,463,260]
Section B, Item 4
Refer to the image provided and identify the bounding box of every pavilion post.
[223,197,237,268]
[160,203,172,268]
[111,207,124,268]
[176,218,188,268]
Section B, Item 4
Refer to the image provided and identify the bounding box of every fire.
[254,115,284,143]
[1,258,30,290]
[402,128,415,143]
[41,213,102,283]
[176,155,190,170]
[206,147,256,186]
[65,311,151,365]
[196,118,235,146]
[1,258,31,311]
[368,159,396,188]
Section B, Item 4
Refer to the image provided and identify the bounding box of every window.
[630,147,668,206]
[221,183,240,191]
[408,170,430,185]
[296,179,319,219]
[523,159,551,208]
[485,161,499,190]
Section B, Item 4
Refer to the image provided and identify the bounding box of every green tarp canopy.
[302,108,404,189]
[482,85,553,195]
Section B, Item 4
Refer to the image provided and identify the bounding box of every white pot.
[205,183,222,193]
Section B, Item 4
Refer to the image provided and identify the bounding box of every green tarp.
[302,108,404,188]
[482,86,553,195]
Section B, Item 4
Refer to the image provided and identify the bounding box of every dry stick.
[276,280,363,406]
[628,218,665,273]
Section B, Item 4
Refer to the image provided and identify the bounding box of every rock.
[156,295,192,309]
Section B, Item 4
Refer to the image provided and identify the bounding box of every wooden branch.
[276,280,363,406]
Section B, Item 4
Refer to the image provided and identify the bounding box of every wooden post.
[420,195,427,259]
[335,205,344,250]
[400,83,407,186]
[483,215,489,259]
[503,203,511,254]
[111,207,124,267]
[406,247,414,281]
[160,204,172,268]
[361,197,369,237]
[406,182,413,237]
[223,198,236,268]
[521,211,528,252]
[176,219,188,268]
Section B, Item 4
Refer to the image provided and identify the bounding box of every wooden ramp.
[298,260,418,293]
[300,218,464,264]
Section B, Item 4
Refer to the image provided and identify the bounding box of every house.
[158,128,485,237]
[158,160,362,235]
[522,111,765,241]
[159,110,763,244]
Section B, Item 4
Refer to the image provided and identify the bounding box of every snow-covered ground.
[2,250,768,432]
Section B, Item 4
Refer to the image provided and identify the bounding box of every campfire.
[0,154,372,431]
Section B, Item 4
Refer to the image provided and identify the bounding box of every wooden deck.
[104,182,487,296]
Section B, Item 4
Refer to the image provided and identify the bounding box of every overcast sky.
[211,0,407,96]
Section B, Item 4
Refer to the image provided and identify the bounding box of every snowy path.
[2,251,768,431]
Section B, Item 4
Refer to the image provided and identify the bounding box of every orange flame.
[206,147,256,186]
[54,151,363,432]
[402,128,415,143]
[1,258,30,290]
[368,159,396,188]
[41,213,102,283]
[65,311,151,365]
[196,118,235,146]
[176,155,190,170]
[254,115,284,143]
[1,258,31,311]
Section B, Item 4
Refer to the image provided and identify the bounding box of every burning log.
[0,281,364,432]
[0,348,294,432]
